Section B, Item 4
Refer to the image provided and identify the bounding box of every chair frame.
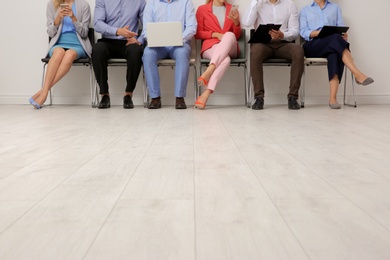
[199,29,249,107]
[41,28,95,107]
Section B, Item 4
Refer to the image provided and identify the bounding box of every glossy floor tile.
[0,104,390,260]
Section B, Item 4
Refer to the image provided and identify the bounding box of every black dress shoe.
[252,97,264,110]
[123,95,134,109]
[175,97,187,109]
[288,97,301,110]
[98,95,110,109]
[148,97,161,109]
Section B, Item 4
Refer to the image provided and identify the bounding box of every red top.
[195,2,241,55]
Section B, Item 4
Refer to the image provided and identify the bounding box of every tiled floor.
[1,104,390,260]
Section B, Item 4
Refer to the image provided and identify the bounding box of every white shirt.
[241,0,299,42]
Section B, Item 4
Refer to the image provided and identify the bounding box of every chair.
[300,38,357,108]
[301,59,356,108]
[199,29,249,107]
[41,28,95,107]
[142,38,198,107]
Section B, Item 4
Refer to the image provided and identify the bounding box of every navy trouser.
[303,34,350,82]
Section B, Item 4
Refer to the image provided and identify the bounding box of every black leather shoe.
[98,95,110,109]
[252,97,264,110]
[148,97,161,109]
[175,97,187,109]
[123,95,134,109]
[288,97,301,110]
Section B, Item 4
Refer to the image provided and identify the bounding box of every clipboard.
[248,24,282,43]
[317,26,349,38]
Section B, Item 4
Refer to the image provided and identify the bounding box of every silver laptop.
[146,22,183,47]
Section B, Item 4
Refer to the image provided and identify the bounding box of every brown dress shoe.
[175,97,187,109]
[148,97,161,109]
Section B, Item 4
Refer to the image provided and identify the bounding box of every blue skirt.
[49,32,87,59]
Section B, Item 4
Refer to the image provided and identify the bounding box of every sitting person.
[142,0,197,109]
[242,0,304,110]
[92,0,145,109]
[194,0,241,109]
[30,0,92,109]
[300,0,374,109]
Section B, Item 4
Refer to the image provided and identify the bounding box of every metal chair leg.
[300,68,306,108]
[343,68,357,107]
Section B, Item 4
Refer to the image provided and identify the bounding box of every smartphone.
[230,5,239,13]
[60,4,69,8]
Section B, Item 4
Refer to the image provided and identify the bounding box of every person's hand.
[116,26,138,38]
[212,32,223,40]
[126,37,141,46]
[62,5,77,21]
[269,29,284,40]
[342,32,348,41]
[227,9,240,26]
[310,30,320,38]
[54,8,68,25]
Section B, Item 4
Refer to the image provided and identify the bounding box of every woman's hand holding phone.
[228,5,240,26]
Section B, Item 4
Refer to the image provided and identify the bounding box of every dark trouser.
[250,41,304,99]
[303,34,350,82]
[92,38,144,94]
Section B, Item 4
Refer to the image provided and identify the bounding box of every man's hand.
[126,37,141,46]
[269,29,284,40]
[116,26,138,38]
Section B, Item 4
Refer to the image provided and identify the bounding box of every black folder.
[248,24,282,43]
[317,25,349,38]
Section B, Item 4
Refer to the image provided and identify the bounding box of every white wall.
[0,0,389,106]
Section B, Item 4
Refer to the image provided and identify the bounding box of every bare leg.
[195,89,212,109]
[329,74,339,105]
[342,49,368,83]
[199,64,216,85]
[34,49,78,105]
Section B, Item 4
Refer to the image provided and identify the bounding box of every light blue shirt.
[300,0,344,41]
[62,3,77,33]
[142,0,197,44]
[94,0,145,44]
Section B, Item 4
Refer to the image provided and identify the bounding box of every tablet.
[317,26,349,38]
[248,24,282,43]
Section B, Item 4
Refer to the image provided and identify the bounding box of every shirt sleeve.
[241,0,259,28]
[141,0,154,42]
[299,7,312,41]
[182,0,197,43]
[336,6,345,26]
[94,0,117,36]
[282,3,299,42]
[136,2,146,44]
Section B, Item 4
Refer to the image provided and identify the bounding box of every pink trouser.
[202,32,238,92]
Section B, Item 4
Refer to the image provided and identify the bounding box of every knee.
[292,46,305,61]
[126,45,143,60]
[142,47,157,63]
[222,31,236,42]
[92,42,108,58]
[175,46,191,60]
[52,48,65,57]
